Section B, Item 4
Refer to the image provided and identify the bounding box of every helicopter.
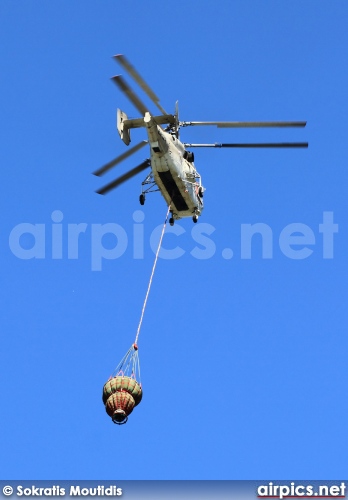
[94,55,308,225]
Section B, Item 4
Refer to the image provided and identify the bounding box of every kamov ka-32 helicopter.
[94,55,308,225]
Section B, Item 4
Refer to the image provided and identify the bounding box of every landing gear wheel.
[192,215,198,223]
[169,217,174,226]
[139,194,145,205]
[198,187,204,198]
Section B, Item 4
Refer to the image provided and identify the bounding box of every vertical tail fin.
[175,100,179,137]
[117,108,131,145]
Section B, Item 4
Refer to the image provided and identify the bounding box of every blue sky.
[1,1,348,480]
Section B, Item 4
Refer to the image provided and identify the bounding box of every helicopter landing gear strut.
[192,208,200,224]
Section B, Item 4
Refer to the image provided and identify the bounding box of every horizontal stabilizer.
[123,114,175,130]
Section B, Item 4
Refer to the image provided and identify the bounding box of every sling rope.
[134,205,171,345]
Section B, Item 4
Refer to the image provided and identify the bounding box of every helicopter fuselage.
[144,112,204,220]
[94,55,307,221]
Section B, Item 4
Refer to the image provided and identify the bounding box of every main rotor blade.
[111,75,149,116]
[180,121,307,128]
[96,159,151,195]
[93,140,148,177]
[114,54,168,116]
[184,142,309,148]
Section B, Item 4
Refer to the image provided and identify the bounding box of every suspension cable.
[134,205,171,345]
